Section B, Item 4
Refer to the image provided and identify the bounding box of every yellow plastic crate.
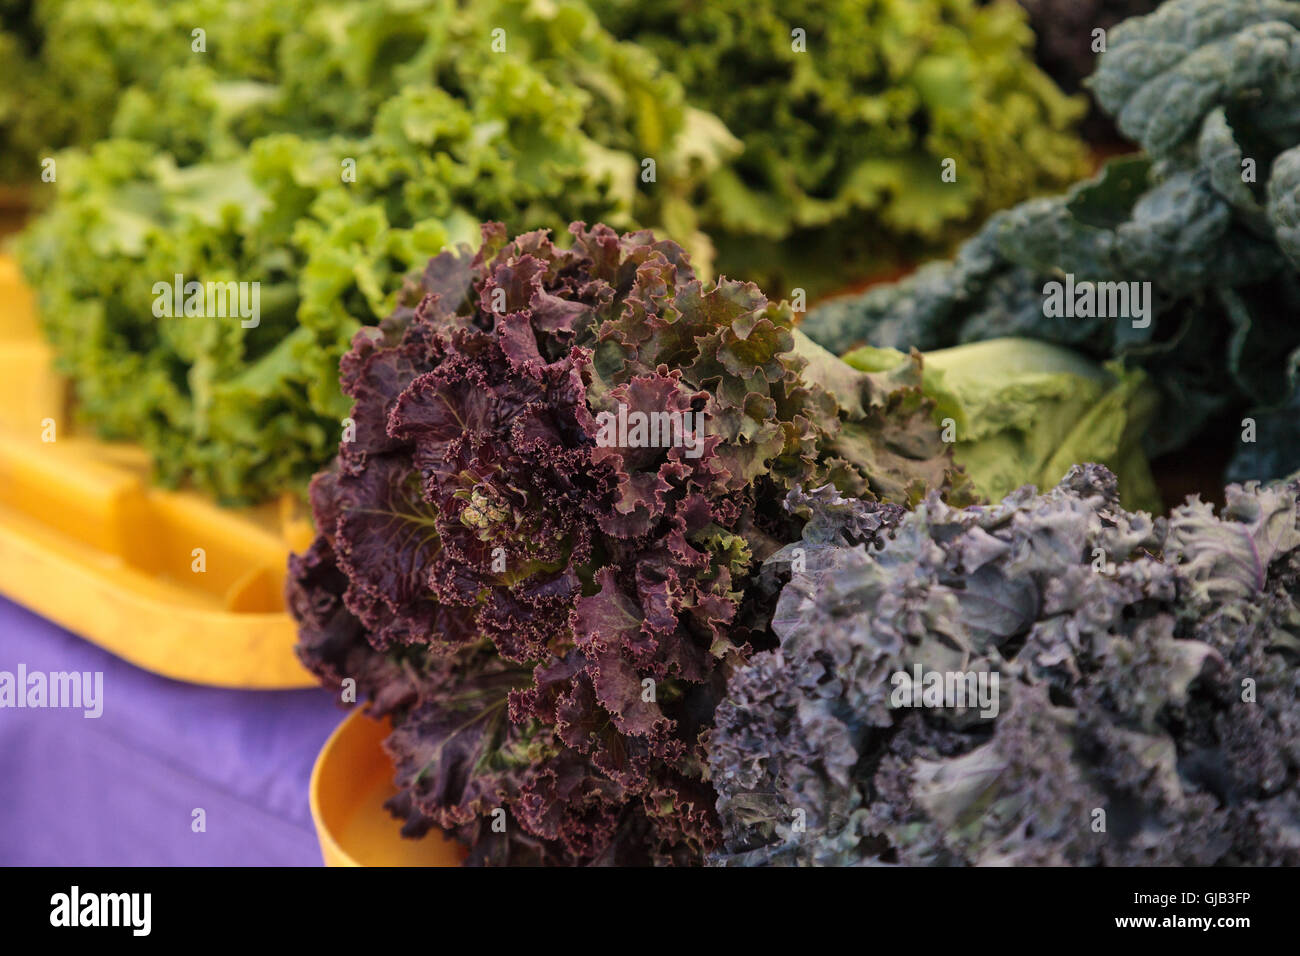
[0,254,315,688]
[310,708,465,866]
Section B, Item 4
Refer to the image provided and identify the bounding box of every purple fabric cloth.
[0,597,345,865]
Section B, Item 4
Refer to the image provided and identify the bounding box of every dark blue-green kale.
[708,465,1300,866]
[801,0,1300,482]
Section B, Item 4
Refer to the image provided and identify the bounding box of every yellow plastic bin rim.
[309,707,465,867]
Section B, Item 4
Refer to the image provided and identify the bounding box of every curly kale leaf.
[590,0,1087,292]
[289,222,965,866]
[13,0,729,504]
[710,464,1300,866]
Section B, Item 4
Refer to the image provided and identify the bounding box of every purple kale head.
[290,222,967,864]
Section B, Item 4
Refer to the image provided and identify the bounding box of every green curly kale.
[801,0,1300,485]
[0,0,293,185]
[14,0,727,503]
[1,0,725,227]
[709,465,1300,866]
[589,0,1089,293]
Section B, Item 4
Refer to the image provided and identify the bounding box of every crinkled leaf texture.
[800,0,1300,485]
[710,464,1300,866]
[290,222,967,865]
[1270,146,1300,269]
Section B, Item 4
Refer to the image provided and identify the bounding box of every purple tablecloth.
[0,597,344,865]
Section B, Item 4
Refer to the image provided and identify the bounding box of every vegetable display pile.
[9,0,1092,506]
[590,0,1088,291]
[6,0,1295,871]
[801,0,1300,487]
[288,222,969,865]
[710,464,1300,865]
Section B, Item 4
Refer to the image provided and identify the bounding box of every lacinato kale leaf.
[800,0,1300,485]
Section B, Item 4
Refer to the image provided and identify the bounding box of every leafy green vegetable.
[1,0,724,221]
[588,0,1090,292]
[842,337,1161,511]
[14,0,727,503]
[801,0,1300,487]
[710,464,1300,865]
[1,0,291,184]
